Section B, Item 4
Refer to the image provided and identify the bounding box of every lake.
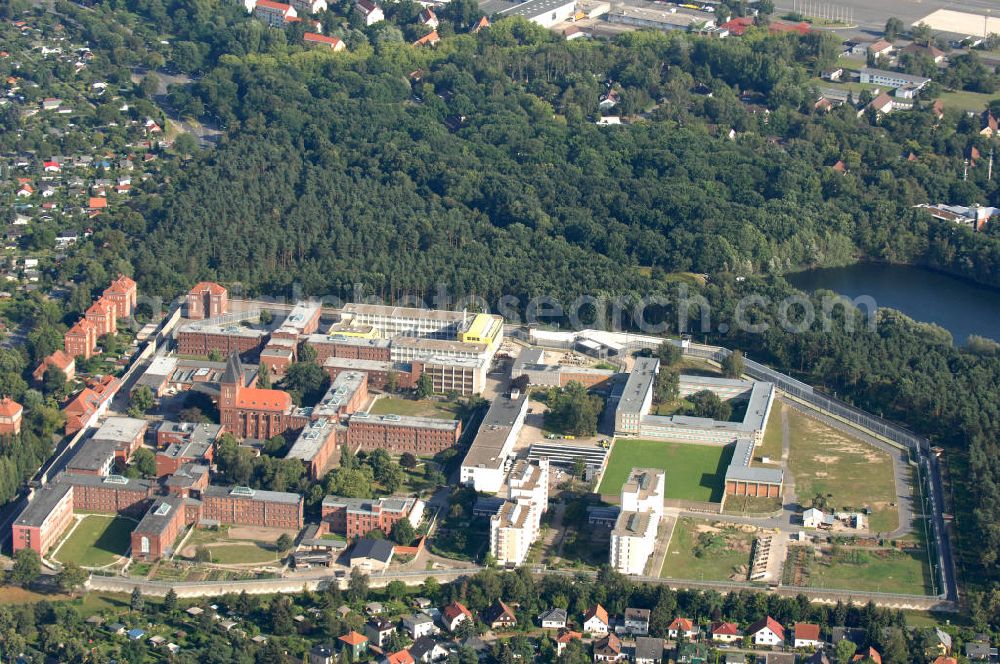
[786,263,1000,344]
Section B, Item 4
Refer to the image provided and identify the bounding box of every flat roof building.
[346,412,461,456]
[499,0,576,27]
[460,390,529,493]
[286,418,342,478]
[313,371,369,419]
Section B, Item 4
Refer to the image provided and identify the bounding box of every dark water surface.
[787,263,1000,344]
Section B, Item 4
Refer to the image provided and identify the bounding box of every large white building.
[609,468,664,575]
[498,0,576,28]
[489,458,550,567]
[609,510,659,575]
[460,390,529,493]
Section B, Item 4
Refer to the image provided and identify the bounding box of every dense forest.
[29,0,1000,628]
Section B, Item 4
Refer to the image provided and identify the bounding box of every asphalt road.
[773,0,997,34]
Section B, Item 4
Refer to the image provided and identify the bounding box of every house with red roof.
[593,632,624,662]
[711,621,743,643]
[337,631,369,660]
[583,604,610,635]
[16,183,33,197]
[33,350,76,384]
[471,16,490,33]
[749,616,785,646]
[63,376,119,435]
[720,16,754,36]
[385,650,415,664]
[768,20,810,35]
[794,622,823,648]
[852,646,882,663]
[555,629,581,655]
[412,30,440,47]
[0,397,23,436]
[442,601,472,632]
[43,160,60,172]
[668,617,699,640]
[303,32,346,51]
[418,7,438,28]
[88,196,107,211]
[103,274,138,318]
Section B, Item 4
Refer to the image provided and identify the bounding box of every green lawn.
[935,89,999,112]
[661,518,755,582]
[206,543,280,565]
[809,546,933,595]
[598,440,732,503]
[54,515,134,567]
[786,409,899,533]
[369,397,460,420]
[755,402,783,468]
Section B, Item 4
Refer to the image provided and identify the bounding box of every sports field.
[54,515,133,567]
[598,440,732,503]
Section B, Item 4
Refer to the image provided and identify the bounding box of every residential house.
[291,0,327,13]
[384,650,415,664]
[634,637,665,664]
[253,0,297,27]
[412,30,440,47]
[927,628,953,657]
[355,0,384,25]
[471,16,490,32]
[980,111,998,137]
[964,639,995,661]
[337,632,369,660]
[0,397,23,436]
[711,621,743,644]
[483,600,517,631]
[867,39,893,58]
[852,646,882,663]
[555,629,582,655]
[593,633,625,663]
[418,7,438,28]
[402,613,437,639]
[668,617,699,640]
[623,607,650,636]
[805,652,833,664]
[538,608,567,629]
[676,641,710,664]
[441,601,472,632]
[365,617,395,648]
[794,623,823,649]
[749,617,785,647]
[900,42,946,63]
[583,604,610,635]
[303,33,345,51]
[866,93,895,117]
[408,637,447,663]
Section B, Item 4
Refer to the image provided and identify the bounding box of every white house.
[793,623,823,649]
[749,617,785,647]
[355,0,384,25]
[538,608,568,630]
[668,617,699,640]
[441,602,472,632]
[401,613,437,639]
[583,605,610,635]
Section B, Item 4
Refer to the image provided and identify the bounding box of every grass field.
[809,546,933,595]
[206,543,280,565]
[54,515,133,567]
[661,518,756,581]
[786,409,899,533]
[598,440,732,503]
[369,397,460,420]
[755,403,784,468]
[935,89,998,112]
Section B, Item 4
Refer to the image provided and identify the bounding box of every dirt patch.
[226,526,297,542]
[813,455,840,464]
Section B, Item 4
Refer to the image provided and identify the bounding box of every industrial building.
[498,0,576,27]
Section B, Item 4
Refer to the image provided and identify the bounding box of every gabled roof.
[256,0,292,10]
[794,623,821,641]
[484,600,516,626]
[749,616,785,641]
[555,629,581,644]
[351,538,394,563]
[853,646,882,663]
[538,608,567,623]
[712,621,742,636]
[190,281,227,295]
[235,387,292,412]
[0,397,22,418]
[88,197,107,209]
[412,30,440,46]
[594,632,622,655]
[386,650,414,664]
[303,32,343,47]
[584,603,609,626]
[669,617,695,632]
[443,601,472,622]
[471,16,490,32]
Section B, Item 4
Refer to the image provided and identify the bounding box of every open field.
[935,89,999,112]
[180,525,291,565]
[598,440,731,503]
[53,515,133,567]
[204,543,280,565]
[369,397,461,420]
[786,409,899,533]
[808,546,933,595]
[661,518,756,582]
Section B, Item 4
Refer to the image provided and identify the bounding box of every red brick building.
[259,338,297,379]
[201,485,304,529]
[11,483,74,556]
[218,354,296,439]
[346,413,461,455]
[323,357,416,391]
[102,274,138,319]
[64,473,156,516]
[64,318,98,359]
[131,496,190,561]
[32,350,75,384]
[0,397,23,436]
[84,298,117,337]
[63,376,120,435]
[155,422,221,477]
[321,495,422,540]
[186,282,229,319]
[305,336,391,364]
[176,326,266,358]
[286,418,341,479]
